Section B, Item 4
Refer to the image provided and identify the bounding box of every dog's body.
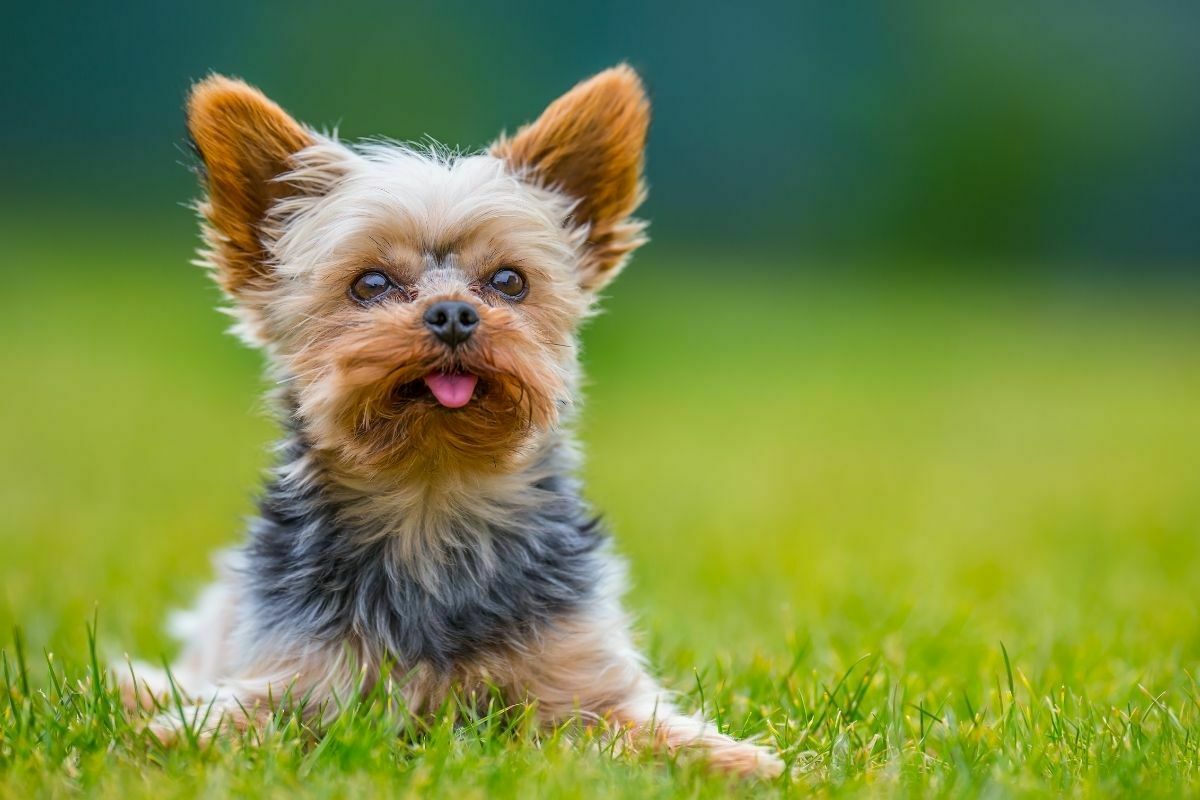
[119,67,782,778]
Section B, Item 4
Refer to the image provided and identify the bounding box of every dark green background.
[4,1,1198,269]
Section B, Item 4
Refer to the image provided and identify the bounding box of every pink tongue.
[423,372,478,408]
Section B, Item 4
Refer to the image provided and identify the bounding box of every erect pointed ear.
[492,65,650,292]
[187,75,341,297]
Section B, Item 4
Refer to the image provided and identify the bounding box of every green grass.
[2,222,1199,797]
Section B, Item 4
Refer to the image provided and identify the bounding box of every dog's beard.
[295,313,569,475]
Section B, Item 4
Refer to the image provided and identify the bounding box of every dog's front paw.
[144,700,249,747]
[113,660,182,713]
[145,709,196,746]
[702,738,785,779]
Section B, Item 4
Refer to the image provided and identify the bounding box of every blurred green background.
[4,1,1199,266]
[2,3,1199,795]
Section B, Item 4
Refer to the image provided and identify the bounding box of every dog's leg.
[143,683,272,745]
[513,610,785,778]
[117,556,243,712]
[140,644,367,745]
[117,555,369,742]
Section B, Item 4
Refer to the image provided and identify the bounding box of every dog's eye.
[350,271,395,303]
[488,268,527,299]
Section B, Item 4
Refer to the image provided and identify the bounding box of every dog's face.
[187,68,649,475]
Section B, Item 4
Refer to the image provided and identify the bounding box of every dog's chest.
[243,472,604,669]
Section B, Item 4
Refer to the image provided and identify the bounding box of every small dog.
[119,65,782,778]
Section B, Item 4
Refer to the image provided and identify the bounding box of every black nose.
[423,300,479,346]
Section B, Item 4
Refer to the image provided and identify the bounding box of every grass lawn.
[2,220,1199,797]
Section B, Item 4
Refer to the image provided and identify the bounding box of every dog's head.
[187,67,649,476]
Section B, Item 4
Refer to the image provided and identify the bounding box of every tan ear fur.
[187,75,315,296]
[492,65,650,291]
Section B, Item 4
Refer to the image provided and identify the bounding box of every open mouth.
[394,372,479,409]
[391,372,480,409]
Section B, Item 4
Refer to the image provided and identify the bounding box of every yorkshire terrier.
[118,65,783,778]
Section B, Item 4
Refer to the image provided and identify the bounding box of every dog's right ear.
[187,76,346,298]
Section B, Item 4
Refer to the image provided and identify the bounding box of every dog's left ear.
[187,75,353,302]
[492,65,650,292]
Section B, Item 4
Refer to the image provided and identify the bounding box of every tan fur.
[492,590,784,777]
[492,65,650,291]
[290,267,575,480]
